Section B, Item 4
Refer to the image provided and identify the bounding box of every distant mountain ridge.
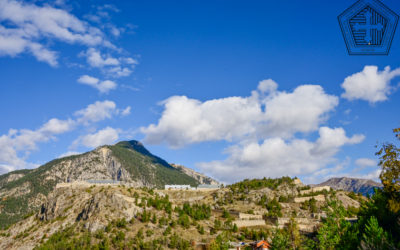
[314,177,382,196]
[0,140,215,229]
[171,164,220,186]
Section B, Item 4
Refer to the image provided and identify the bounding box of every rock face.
[0,140,201,229]
[0,184,144,249]
[315,177,382,196]
[43,147,134,184]
[0,169,32,189]
[170,164,220,185]
[38,184,142,232]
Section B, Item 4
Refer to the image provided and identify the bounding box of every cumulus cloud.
[0,100,128,172]
[198,127,364,183]
[0,0,108,66]
[341,65,400,103]
[142,95,262,148]
[40,118,75,135]
[141,80,338,148]
[263,85,338,137]
[141,78,370,183]
[73,100,129,125]
[257,79,278,93]
[75,100,118,124]
[77,127,120,148]
[311,127,365,156]
[77,75,117,93]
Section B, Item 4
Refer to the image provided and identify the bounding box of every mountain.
[314,177,382,196]
[171,164,220,186]
[0,140,205,229]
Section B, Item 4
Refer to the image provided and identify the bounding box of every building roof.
[251,240,270,248]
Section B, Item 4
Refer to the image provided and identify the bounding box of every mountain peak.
[114,140,172,169]
[115,140,148,153]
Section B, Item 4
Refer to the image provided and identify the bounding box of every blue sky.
[0,0,400,184]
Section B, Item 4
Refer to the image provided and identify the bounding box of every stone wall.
[238,213,263,220]
[233,220,266,228]
[294,194,325,203]
[300,186,331,195]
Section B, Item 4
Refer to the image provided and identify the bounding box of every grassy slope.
[109,141,199,188]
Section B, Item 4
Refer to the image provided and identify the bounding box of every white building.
[197,184,220,190]
[164,184,193,190]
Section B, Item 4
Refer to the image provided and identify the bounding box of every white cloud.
[341,65,400,103]
[58,151,81,158]
[82,48,137,77]
[0,0,108,66]
[141,81,338,148]
[28,43,58,66]
[85,47,119,67]
[0,164,17,175]
[107,65,133,77]
[75,100,117,124]
[109,26,120,37]
[77,75,117,93]
[263,85,338,137]
[40,118,75,134]
[121,106,131,116]
[0,0,139,78]
[73,99,130,124]
[355,158,377,168]
[0,100,127,172]
[257,79,278,93]
[198,127,364,183]
[142,95,263,148]
[311,127,365,156]
[0,118,75,170]
[78,127,119,148]
[141,78,371,183]
[356,169,381,180]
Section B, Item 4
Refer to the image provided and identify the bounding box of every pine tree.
[361,216,393,249]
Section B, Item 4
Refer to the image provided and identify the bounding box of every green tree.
[271,229,290,250]
[376,127,400,213]
[316,200,352,250]
[266,198,282,217]
[287,217,301,249]
[361,216,393,249]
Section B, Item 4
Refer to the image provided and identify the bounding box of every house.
[250,240,270,250]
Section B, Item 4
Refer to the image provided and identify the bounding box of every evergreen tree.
[316,200,352,250]
[271,229,290,250]
[361,216,393,250]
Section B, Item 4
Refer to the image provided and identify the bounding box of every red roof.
[255,240,270,248]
